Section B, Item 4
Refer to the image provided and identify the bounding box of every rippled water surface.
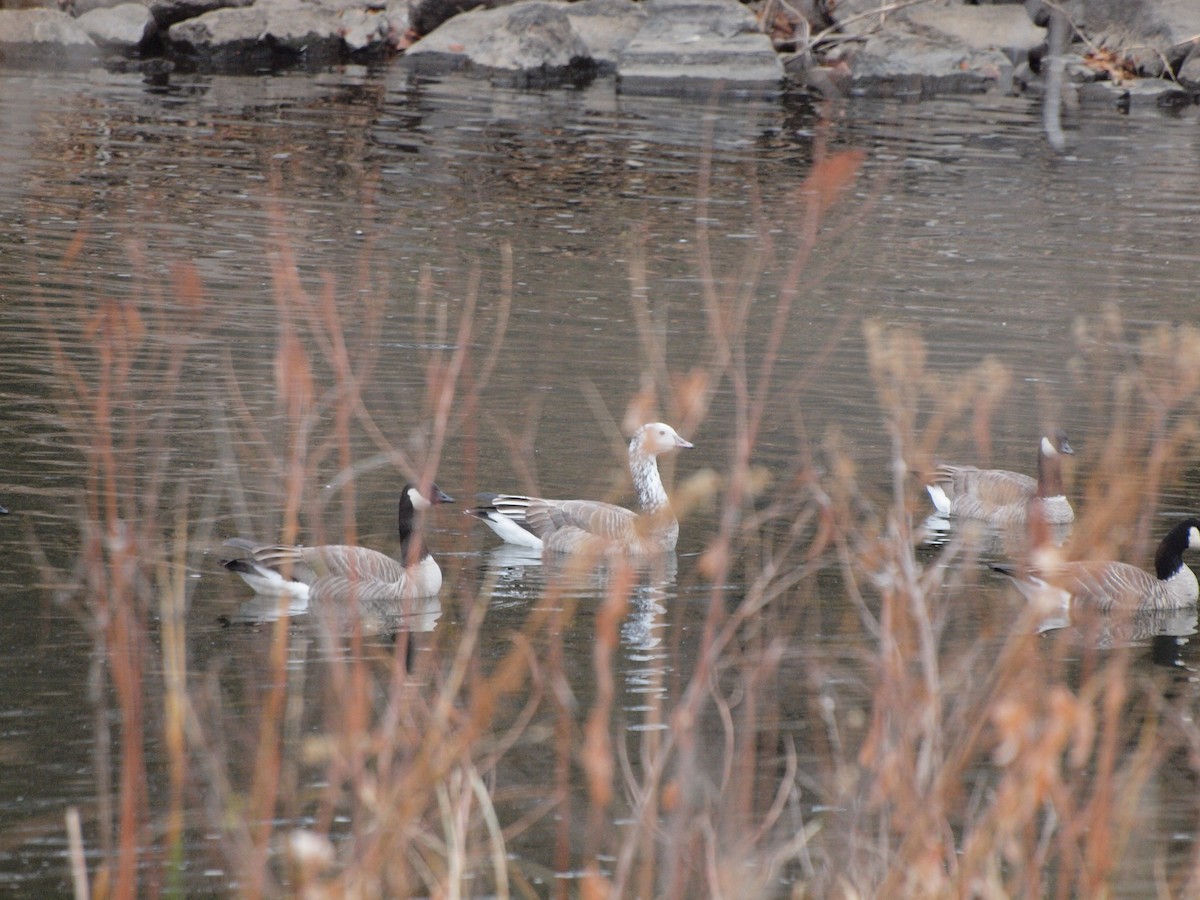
[2,65,1200,894]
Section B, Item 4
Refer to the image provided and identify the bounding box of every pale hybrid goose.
[467,422,693,555]
[994,518,1200,613]
[222,482,454,611]
[926,431,1074,526]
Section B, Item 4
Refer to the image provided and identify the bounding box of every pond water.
[1,64,1200,895]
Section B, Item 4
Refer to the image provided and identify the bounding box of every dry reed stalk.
[31,234,216,897]
[800,314,1200,897]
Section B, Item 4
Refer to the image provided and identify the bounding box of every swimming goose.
[467,422,693,555]
[927,431,1074,526]
[993,518,1200,613]
[221,482,454,612]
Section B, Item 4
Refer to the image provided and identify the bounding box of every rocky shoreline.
[0,0,1197,106]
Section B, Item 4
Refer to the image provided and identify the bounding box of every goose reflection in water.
[220,590,443,638]
[1036,604,1198,656]
[477,545,680,708]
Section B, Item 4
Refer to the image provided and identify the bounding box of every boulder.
[167,0,350,67]
[78,2,156,50]
[403,0,596,85]
[0,8,97,65]
[616,0,783,94]
[565,0,644,74]
[841,28,1012,97]
[829,0,1042,96]
[148,0,252,30]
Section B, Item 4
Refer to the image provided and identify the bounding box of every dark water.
[1,64,1199,893]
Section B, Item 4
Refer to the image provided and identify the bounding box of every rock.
[1180,45,1200,87]
[71,0,147,16]
[78,2,156,50]
[844,28,1012,97]
[409,0,485,38]
[403,1,596,86]
[831,0,1044,96]
[1077,75,1187,108]
[565,0,644,74]
[1073,0,1200,76]
[0,8,97,66]
[382,0,408,47]
[904,0,1046,62]
[148,0,252,30]
[167,0,357,68]
[616,0,783,95]
[339,6,390,51]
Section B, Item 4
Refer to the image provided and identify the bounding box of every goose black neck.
[1154,520,1199,580]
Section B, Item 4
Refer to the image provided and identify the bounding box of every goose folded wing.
[1062,560,1159,612]
[224,542,322,584]
[526,498,638,541]
[939,466,1035,504]
[295,545,411,583]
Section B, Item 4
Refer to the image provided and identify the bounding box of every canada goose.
[927,431,1074,526]
[467,422,693,555]
[993,518,1200,613]
[221,482,454,613]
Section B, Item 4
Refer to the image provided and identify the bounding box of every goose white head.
[1040,431,1074,458]
[634,422,693,457]
[406,483,454,512]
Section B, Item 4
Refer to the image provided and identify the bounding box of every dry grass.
[28,135,1200,900]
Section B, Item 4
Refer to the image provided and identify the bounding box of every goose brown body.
[994,518,1200,613]
[929,432,1074,526]
[222,483,453,611]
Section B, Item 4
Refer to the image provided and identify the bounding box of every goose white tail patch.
[926,484,952,515]
[478,511,544,550]
[234,564,311,604]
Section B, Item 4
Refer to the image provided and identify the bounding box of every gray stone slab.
[616,0,782,94]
